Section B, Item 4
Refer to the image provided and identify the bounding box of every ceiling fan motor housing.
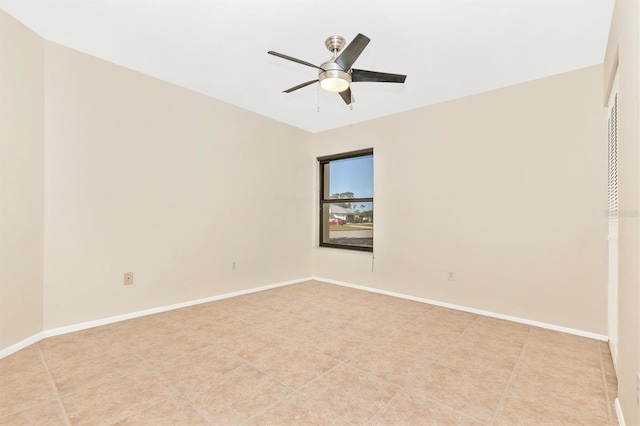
[319,61,351,93]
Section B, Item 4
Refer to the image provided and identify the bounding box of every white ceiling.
[0,0,614,133]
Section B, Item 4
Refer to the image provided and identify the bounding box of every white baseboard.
[0,276,312,359]
[0,331,45,360]
[41,276,312,339]
[1,274,608,360]
[614,398,625,426]
[312,276,609,342]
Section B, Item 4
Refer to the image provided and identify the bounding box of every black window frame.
[318,148,373,252]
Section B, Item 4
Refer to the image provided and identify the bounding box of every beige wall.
[0,11,45,348]
[312,65,607,335]
[42,43,313,329]
[604,0,640,423]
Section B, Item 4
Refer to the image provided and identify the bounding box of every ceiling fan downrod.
[325,35,346,59]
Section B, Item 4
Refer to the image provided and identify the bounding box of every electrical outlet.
[448,271,455,281]
[232,261,236,271]
[124,272,133,285]
[636,372,640,406]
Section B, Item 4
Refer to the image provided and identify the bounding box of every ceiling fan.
[268,33,407,105]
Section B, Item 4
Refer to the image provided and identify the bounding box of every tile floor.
[0,280,618,425]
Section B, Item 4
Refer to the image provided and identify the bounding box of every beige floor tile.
[105,323,170,346]
[294,307,351,330]
[347,346,431,386]
[45,344,144,395]
[0,400,67,426]
[493,392,608,425]
[601,348,616,378]
[190,315,255,336]
[250,291,301,309]
[377,328,456,360]
[0,361,57,417]
[334,316,397,341]
[408,363,504,423]
[314,282,361,297]
[371,391,482,425]
[61,368,177,425]
[38,327,125,367]
[314,293,362,309]
[299,363,399,423]
[222,328,291,362]
[374,306,429,328]
[114,396,209,425]
[266,316,328,342]
[374,297,433,315]
[126,329,213,365]
[517,345,603,388]
[0,345,45,378]
[156,345,245,390]
[334,302,380,322]
[235,306,295,324]
[253,343,339,389]
[302,328,371,362]
[401,313,472,336]
[344,291,392,309]
[508,367,609,421]
[527,328,601,356]
[463,316,531,348]
[196,294,257,314]
[288,300,349,321]
[278,301,324,318]
[411,306,477,332]
[180,301,236,321]
[437,339,521,385]
[183,364,291,424]
[604,364,618,403]
[523,337,602,366]
[246,392,350,425]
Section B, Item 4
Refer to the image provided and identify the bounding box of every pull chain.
[317,84,320,112]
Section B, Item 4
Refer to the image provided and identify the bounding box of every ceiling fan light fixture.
[320,77,349,93]
[268,33,406,104]
[319,69,351,93]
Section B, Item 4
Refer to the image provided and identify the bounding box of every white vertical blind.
[606,86,618,367]
[607,93,618,221]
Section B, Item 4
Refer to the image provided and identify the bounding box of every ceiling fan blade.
[351,69,407,83]
[268,51,324,71]
[335,33,370,71]
[283,79,319,93]
[339,87,353,105]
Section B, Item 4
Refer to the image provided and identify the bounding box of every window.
[318,148,373,252]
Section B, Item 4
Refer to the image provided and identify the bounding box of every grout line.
[36,332,143,398]
[366,390,405,424]
[247,349,353,419]
[36,344,72,426]
[113,307,350,425]
[230,334,357,424]
[486,327,532,425]
[108,324,218,425]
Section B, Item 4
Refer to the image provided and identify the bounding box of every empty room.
[1,0,639,425]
